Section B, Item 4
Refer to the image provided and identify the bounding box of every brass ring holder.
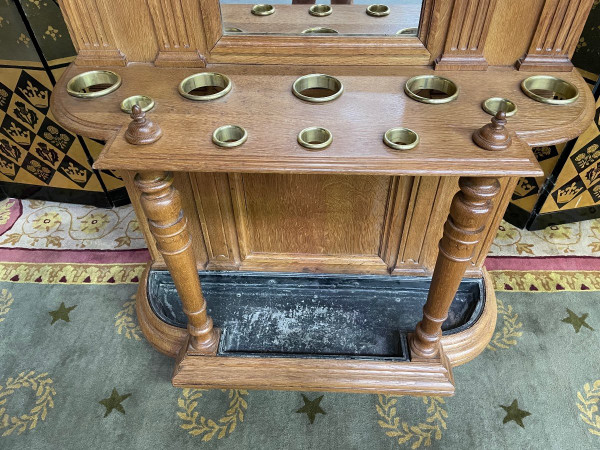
[482,97,517,117]
[298,127,333,150]
[366,4,390,17]
[396,27,417,35]
[302,27,339,34]
[178,72,232,101]
[225,27,244,33]
[251,4,275,16]
[120,95,155,114]
[309,4,333,17]
[212,125,248,148]
[383,127,419,151]
[404,75,458,104]
[66,70,121,99]
[292,74,343,103]
[520,75,579,105]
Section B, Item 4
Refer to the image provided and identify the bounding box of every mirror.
[220,0,422,37]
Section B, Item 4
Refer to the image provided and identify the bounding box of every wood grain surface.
[51,64,596,177]
[172,336,456,395]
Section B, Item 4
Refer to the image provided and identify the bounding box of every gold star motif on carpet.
[49,302,76,324]
[99,388,131,418]
[500,399,531,428]
[296,394,326,424]
[561,308,594,333]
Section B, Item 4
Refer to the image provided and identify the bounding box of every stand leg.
[410,177,501,358]
[135,171,219,354]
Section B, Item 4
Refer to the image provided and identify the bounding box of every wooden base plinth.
[135,263,497,393]
[172,339,455,395]
[516,56,574,72]
[434,55,489,71]
[154,51,207,67]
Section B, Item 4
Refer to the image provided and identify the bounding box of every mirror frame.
[201,0,437,65]
[60,0,521,69]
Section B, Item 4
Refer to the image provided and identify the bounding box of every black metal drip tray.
[148,271,485,361]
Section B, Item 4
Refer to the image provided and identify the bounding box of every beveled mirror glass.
[220,0,422,36]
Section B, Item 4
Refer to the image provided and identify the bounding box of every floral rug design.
[0,199,145,250]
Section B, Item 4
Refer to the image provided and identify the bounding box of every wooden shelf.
[52,64,594,177]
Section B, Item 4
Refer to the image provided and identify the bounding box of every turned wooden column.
[135,171,219,354]
[410,177,501,358]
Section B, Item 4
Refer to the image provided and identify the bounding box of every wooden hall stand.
[51,0,595,396]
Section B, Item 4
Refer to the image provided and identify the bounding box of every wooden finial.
[125,104,162,145]
[472,111,512,151]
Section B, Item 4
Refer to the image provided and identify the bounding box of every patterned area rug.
[0,198,599,449]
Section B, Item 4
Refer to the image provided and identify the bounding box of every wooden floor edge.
[171,352,455,396]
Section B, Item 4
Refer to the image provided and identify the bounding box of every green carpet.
[0,282,599,449]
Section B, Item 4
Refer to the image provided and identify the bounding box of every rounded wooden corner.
[135,264,186,358]
[441,268,497,366]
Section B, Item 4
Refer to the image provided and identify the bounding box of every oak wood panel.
[231,173,391,273]
[397,177,441,266]
[380,176,415,270]
[55,0,592,68]
[435,0,498,70]
[148,0,208,66]
[484,0,545,66]
[517,0,595,71]
[239,173,389,255]
[58,0,126,65]
[51,64,599,176]
[190,173,241,270]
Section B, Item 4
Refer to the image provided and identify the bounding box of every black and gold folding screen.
[505,3,600,230]
[0,0,127,207]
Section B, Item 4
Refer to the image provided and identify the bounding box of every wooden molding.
[148,0,208,67]
[173,341,455,395]
[435,0,498,70]
[58,0,126,66]
[190,173,241,270]
[517,0,595,71]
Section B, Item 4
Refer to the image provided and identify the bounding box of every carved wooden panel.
[190,173,240,270]
[517,0,595,71]
[147,0,207,66]
[388,177,459,274]
[59,0,126,65]
[127,172,506,276]
[435,0,498,70]
[232,173,391,274]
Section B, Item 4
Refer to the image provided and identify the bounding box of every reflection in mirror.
[220,0,423,36]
